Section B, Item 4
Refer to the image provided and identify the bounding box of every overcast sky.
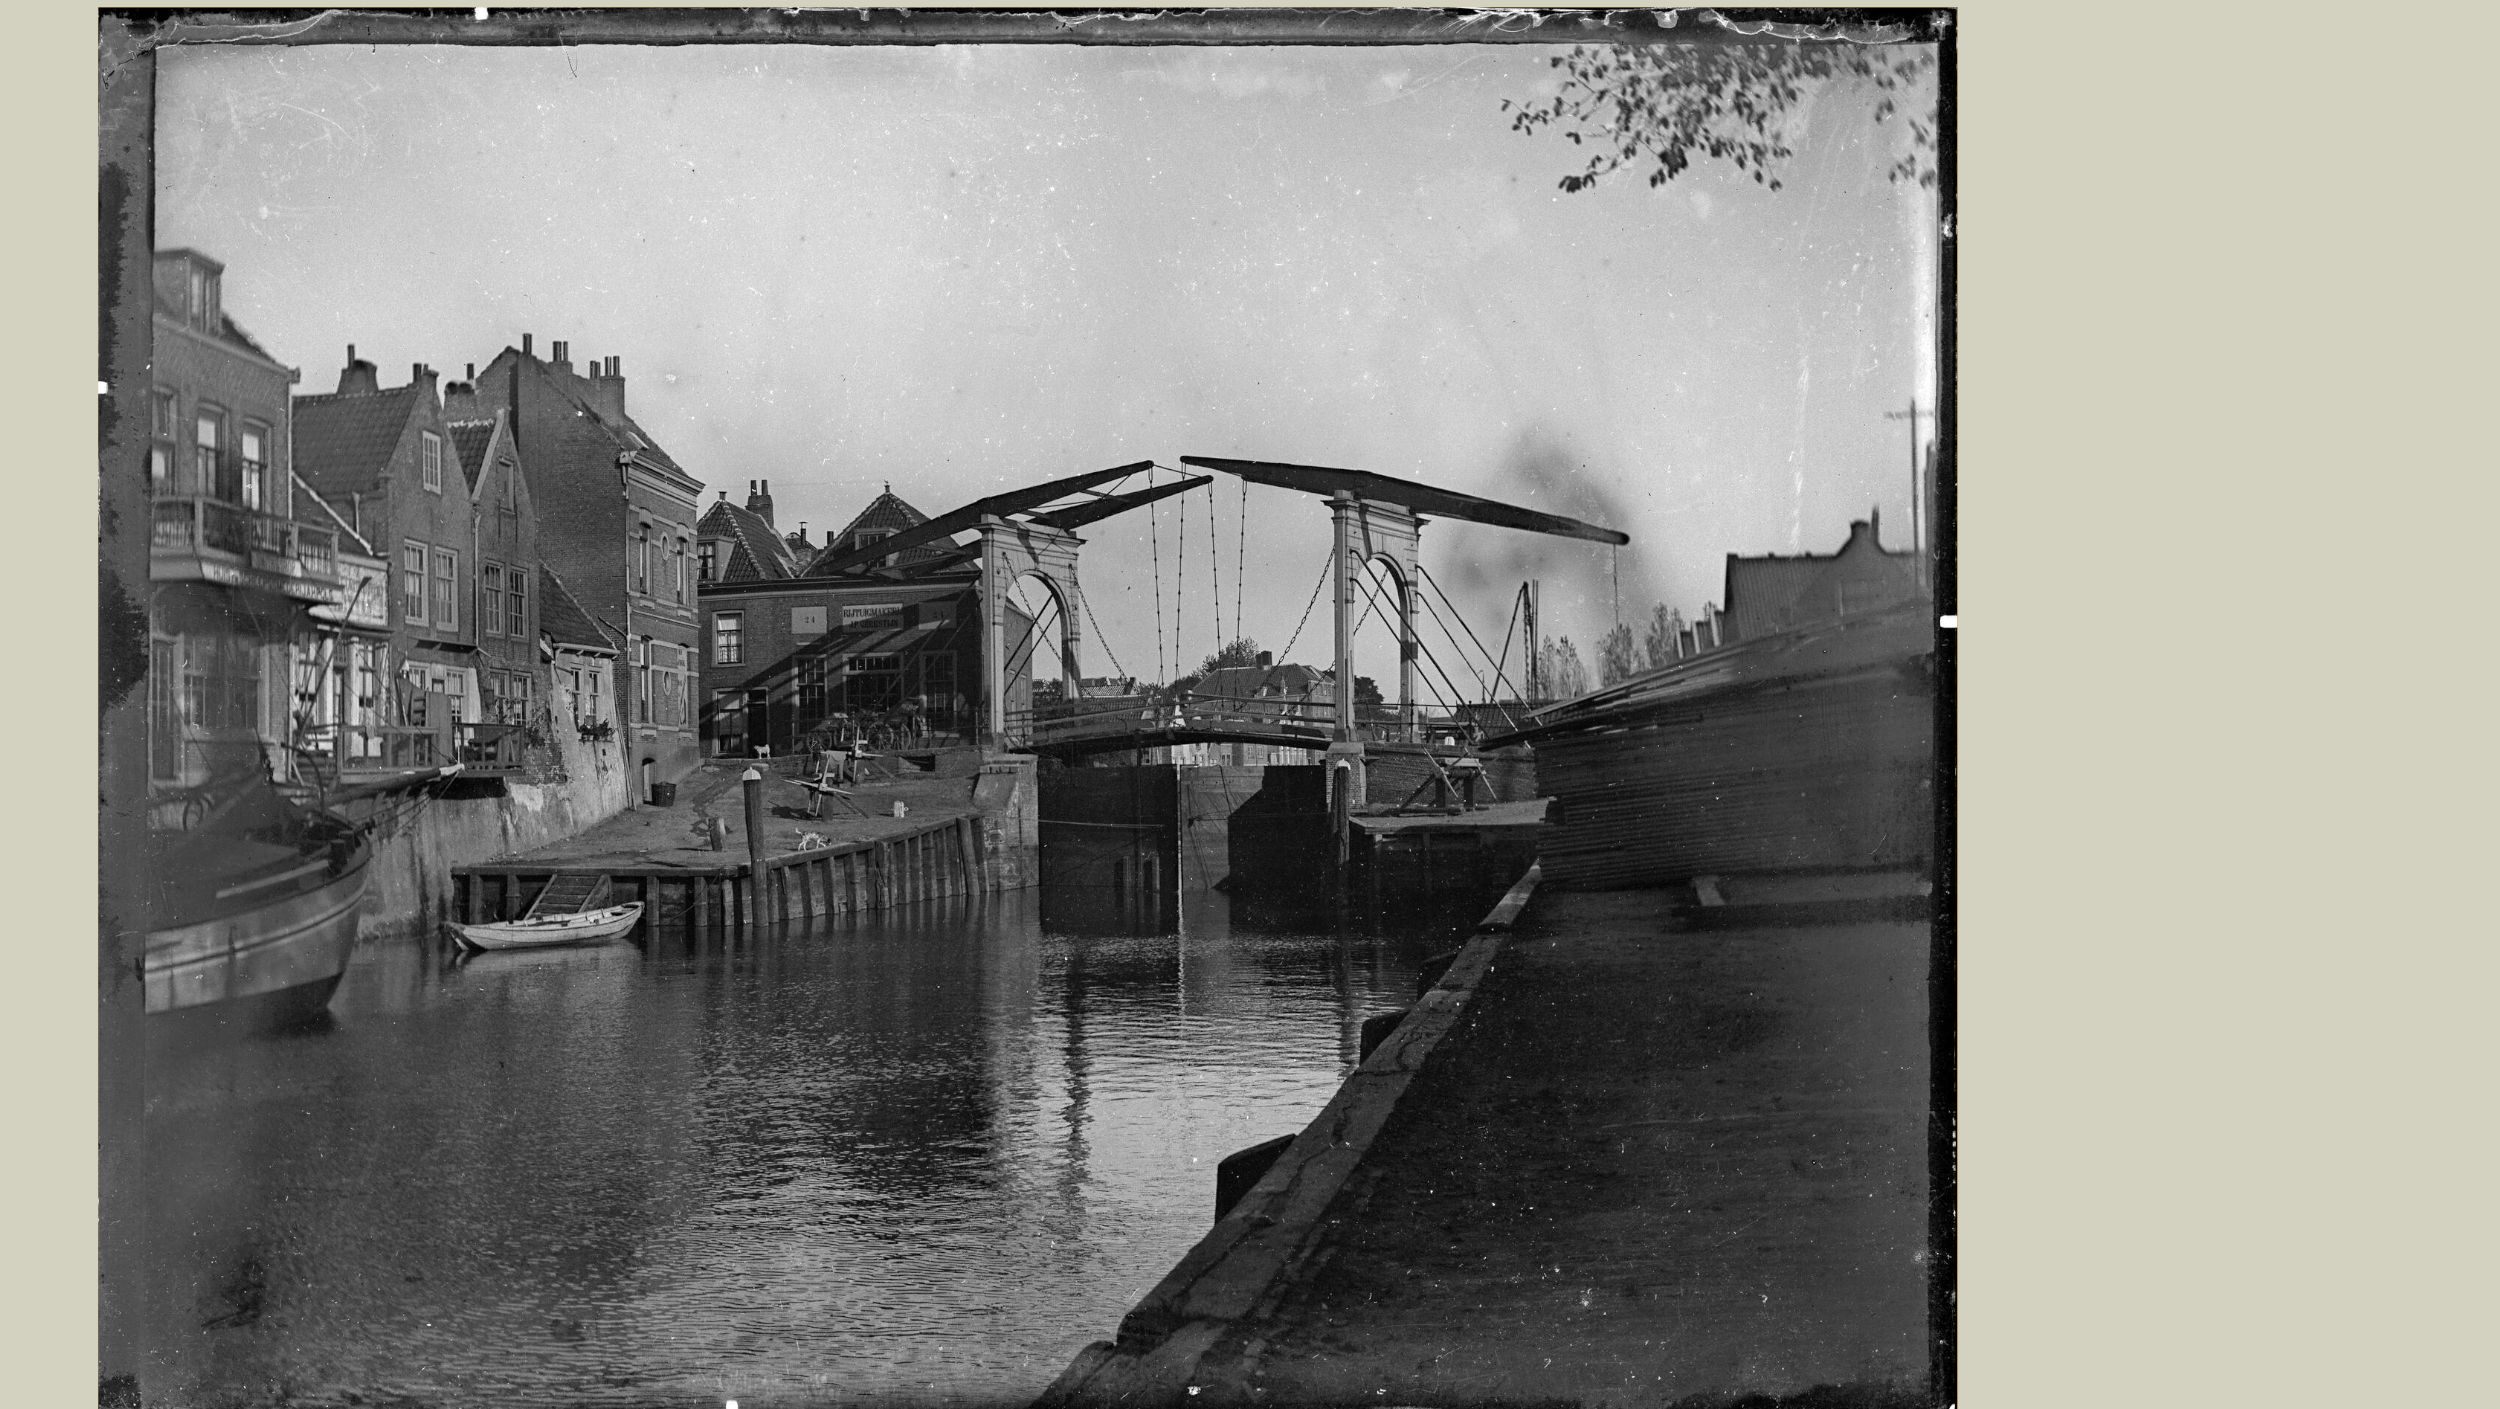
[159,39,1937,697]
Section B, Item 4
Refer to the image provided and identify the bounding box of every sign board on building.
[791,605,826,637]
[841,603,905,629]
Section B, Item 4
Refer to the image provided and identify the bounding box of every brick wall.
[696,578,988,754]
[474,347,704,782]
[149,314,292,514]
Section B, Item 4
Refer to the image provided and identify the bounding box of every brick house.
[439,403,540,730]
[293,351,508,770]
[1721,510,1923,644]
[145,249,341,796]
[697,487,1031,757]
[468,339,704,797]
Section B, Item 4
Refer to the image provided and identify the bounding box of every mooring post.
[742,767,767,931]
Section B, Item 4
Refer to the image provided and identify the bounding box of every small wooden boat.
[449,902,645,953]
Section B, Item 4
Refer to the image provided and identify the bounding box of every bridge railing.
[1018,694,1545,751]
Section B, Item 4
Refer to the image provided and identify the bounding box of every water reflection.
[139,886,1472,1407]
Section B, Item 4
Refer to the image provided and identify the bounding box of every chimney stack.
[747,479,776,527]
[337,346,379,396]
[583,352,626,424]
[522,333,533,357]
[1257,650,1274,668]
[550,340,571,373]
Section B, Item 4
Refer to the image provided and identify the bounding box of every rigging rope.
[1417,564,1524,704]
[1415,584,1492,702]
[1352,568,1469,714]
[1235,479,1248,643]
[1175,477,1187,670]
[1208,487,1223,661]
[1275,554,1331,663]
[1077,588,1131,688]
[1148,487,1165,681]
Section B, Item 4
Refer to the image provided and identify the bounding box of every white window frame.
[421,431,443,494]
[432,548,459,632]
[401,541,428,625]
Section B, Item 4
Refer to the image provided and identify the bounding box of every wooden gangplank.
[522,872,611,919]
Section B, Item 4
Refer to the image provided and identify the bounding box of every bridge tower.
[978,514,1085,747]
[793,460,1204,756]
[1184,457,1629,854]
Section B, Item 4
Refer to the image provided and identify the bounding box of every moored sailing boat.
[144,778,371,1027]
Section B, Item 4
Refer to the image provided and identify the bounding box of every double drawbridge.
[790,455,1627,793]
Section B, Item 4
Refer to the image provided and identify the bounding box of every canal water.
[138,888,1478,1408]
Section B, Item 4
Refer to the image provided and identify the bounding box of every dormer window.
[852,528,896,567]
[188,264,220,331]
[698,540,717,582]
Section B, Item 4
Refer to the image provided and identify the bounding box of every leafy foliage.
[1354,675,1384,707]
[1538,636,1590,700]
[1645,603,1685,671]
[1504,41,1938,193]
[1198,638,1265,675]
[1599,623,1640,686]
[1168,637,1266,699]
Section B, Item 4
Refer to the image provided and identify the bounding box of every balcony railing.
[151,494,340,596]
[294,718,527,784]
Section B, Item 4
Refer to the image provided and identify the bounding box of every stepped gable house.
[1721,508,1923,644]
[469,339,704,795]
[697,485,1031,757]
[146,249,341,793]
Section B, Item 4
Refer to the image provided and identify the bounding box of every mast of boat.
[287,577,376,813]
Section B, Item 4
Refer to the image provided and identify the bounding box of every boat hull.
[144,846,369,1021]
[451,903,645,952]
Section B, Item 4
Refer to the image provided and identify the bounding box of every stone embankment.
[1041,869,1936,1409]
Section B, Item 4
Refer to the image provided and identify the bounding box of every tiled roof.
[445,418,499,493]
[538,565,614,652]
[618,414,690,478]
[1722,519,1917,642]
[815,489,958,573]
[697,498,800,582]
[289,473,377,557]
[1192,662,1327,703]
[540,359,694,480]
[829,489,925,542]
[292,386,420,498]
[217,315,283,365]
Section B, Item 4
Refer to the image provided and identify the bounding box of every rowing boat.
[448,902,645,953]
